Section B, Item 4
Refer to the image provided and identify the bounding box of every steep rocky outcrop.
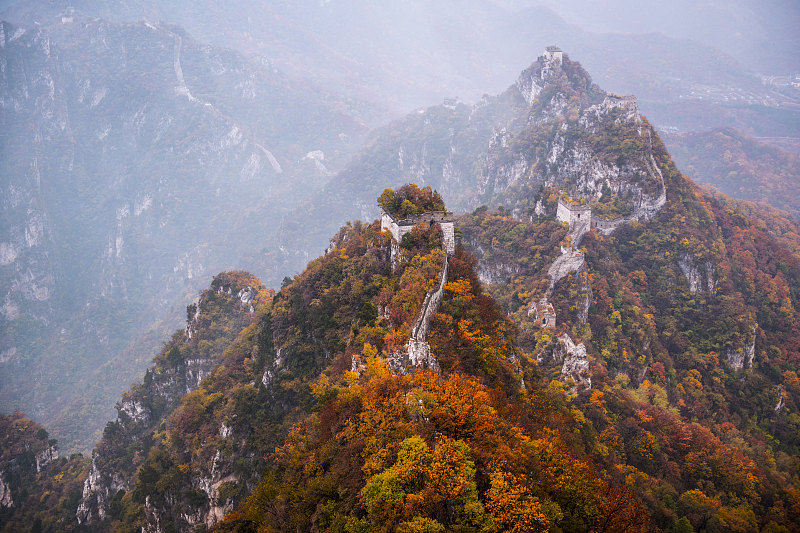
[556,333,591,392]
[726,325,757,372]
[74,272,270,526]
[34,444,58,473]
[0,475,12,508]
[77,454,127,524]
[678,254,718,295]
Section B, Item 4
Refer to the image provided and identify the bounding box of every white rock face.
[303,150,331,175]
[775,385,786,413]
[193,469,237,529]
[237,286,255,306]
[476,127,528,195]
[477,260,520,286]
[678,255,702,294]
[77,454,127,524]
[171,34,195,101]
[258,145,282,173]
[141,447,241,531]
[538,93,569,126]
[0,243,18,265]
[705,262,718,294]
[441,144,462,192]
[0,475,13,507]
[580,94,641,127]
[556,333,591,391]
[0,347,17,364]
[678,255,717,295]
[119,400,148,422]
[13,269,53,301]
[186,358,213,391]
[516,71,543,105]
[134,194,153,216]
[726,333,756,372]
[36,445,59,473]
[262,347,287,388]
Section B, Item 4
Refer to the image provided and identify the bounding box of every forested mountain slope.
[2,52,800,533]
[243,51,657,285]
[3,2,796,457]
[664,127,800,220]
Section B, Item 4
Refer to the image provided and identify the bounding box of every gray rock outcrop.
[556,333,591,391]
[35,444,58,473]
[0,475,13,508]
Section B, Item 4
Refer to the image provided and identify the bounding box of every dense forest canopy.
[378,185,447,219]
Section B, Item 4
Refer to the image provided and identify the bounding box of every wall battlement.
[381,210,456,256]
[528,298,556,329]
[543,45,563,65]
[556,198,591,227]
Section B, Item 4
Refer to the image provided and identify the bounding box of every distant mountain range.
[495,0,800,75]
[0,0,782,114]
[665,126,800,220]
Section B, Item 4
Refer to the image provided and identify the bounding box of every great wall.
[363,45,669,390]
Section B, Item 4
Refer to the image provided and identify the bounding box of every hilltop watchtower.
[543,46,563,65]
[381,210,456,256]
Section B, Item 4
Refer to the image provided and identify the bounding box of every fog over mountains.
[1,0,798,456]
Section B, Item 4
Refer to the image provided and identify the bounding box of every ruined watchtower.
[381,210,456,258]
[529,298,556,329]
[543,46,563,65]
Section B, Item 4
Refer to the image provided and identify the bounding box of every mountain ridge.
[2,50,799,533]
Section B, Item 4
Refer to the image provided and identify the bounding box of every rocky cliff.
[0,17,369,454]
[73,272,271,527]
[249,50,671,287]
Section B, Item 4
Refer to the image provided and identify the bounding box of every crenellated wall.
[381,211,456,256]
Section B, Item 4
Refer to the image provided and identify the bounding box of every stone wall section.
[385,258,448,374]
[556,199,591,228]
[381,211,456,256]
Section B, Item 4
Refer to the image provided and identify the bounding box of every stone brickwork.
[384,257,448,374]
[556,198,591,227]
[528,298,556,328]
[381,210,456,256]
[543,45,563,65]
[592,216,626,235]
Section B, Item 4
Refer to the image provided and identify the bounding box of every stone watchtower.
[381,210,456,258]
[543,46,563,65]
[556,198,591,227]
[529,298,556,329]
